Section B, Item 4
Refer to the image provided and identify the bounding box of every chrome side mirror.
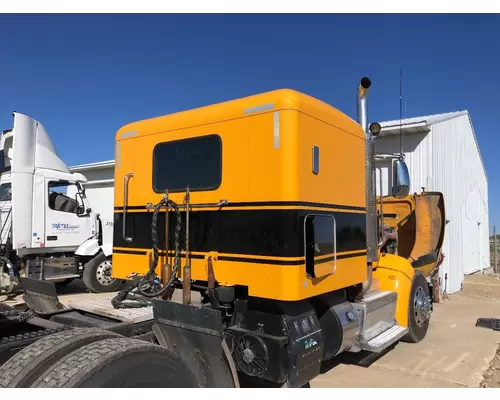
[392,159,410,198]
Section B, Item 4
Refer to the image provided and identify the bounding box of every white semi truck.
[0,112,121,294]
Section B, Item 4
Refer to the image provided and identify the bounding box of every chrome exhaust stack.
[357,77,377,296]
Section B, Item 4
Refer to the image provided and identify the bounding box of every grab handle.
[123,172,134,243]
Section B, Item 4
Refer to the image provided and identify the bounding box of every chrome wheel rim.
[96,260,115,286]
[414,285,432,327]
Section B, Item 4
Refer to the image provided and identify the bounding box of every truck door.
[0,181,12,245]
[44,179,92,249]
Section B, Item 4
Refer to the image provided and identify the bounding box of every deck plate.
[67,293,153,324]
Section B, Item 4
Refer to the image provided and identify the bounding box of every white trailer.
[0,112,121,294]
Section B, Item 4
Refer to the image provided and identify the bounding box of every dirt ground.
[313,273,500,388]
[467,274,500,388]
[461,273,500,302]
[481,349,500,388]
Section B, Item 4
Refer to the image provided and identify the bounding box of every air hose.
[111,196,183,308]
[138,197,182,298]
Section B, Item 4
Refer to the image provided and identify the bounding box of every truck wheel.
[83,253,122,293]
[31,337,200,388]
[0,328,121,388]
[402,271,432,343]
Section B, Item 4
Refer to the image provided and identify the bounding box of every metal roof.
[380,110,469,129]
[379,110,470,136]
[378,109,487,182]
[69,159,115,172]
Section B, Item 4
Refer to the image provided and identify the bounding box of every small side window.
[48,181,82,214]
[305,214,336,278]
[312,145,319,174]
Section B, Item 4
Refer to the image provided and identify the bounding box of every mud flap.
[476,318,500,331]
[151,300,237,388]
[19,277,68,316]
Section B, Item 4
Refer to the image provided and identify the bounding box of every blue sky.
[1,14,499,230]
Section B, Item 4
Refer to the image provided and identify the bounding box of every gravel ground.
[481,348,500,388]
[461,274,500,388]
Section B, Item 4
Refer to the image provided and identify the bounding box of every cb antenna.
[399,67,404,155]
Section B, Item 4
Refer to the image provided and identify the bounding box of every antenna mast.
[399,67,404,155]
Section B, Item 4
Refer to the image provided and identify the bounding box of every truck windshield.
[0,182,12,202]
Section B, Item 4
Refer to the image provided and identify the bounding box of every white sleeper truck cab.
[0,112,121,294]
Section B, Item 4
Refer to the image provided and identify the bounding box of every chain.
[15,309,35,323]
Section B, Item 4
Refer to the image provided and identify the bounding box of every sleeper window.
[152,134,222,193]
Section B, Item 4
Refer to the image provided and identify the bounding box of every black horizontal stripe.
[218,255,303,265]
[223,201,365,211]
[115,206,150,211]
[114,201,365,212]
[314,255,336,265]
[337,251,367,259]
[113,208,367,258]
[112,249,367,265]
[113,249,147,256]
[312,251,367,265]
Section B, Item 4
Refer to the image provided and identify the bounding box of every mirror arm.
[375,153,406,161]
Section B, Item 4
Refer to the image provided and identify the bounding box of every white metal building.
[68,160,116,252]
[69,110,489,295]
[69,159,115,210]
[377,111,489,294]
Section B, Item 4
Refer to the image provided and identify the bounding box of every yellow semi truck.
[0,77,445,388]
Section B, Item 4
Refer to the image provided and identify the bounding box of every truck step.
[361,324,408,352]
[351,289,406,353]
[45,274,81,281]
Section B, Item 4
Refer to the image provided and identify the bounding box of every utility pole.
[495,225,498,273]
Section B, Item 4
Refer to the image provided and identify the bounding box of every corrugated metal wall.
[376,115,489,294]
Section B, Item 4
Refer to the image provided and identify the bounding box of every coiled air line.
[111,195,183,308]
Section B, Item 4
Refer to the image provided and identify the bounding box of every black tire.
[31,337,200,388]
[402,271,432,343]
[82,252,122,293]
[0,328,121,388]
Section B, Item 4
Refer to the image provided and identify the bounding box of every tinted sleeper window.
[153,134,222,193]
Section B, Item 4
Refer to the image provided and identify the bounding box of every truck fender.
[100,242,112,257]
[75,238,100,257]
[373,253,415,328]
